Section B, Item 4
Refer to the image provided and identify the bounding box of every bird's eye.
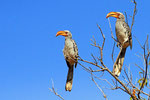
[65,32,68,34]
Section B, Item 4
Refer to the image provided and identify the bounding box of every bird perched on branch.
[56,30,78,91]
[106,12,132,77]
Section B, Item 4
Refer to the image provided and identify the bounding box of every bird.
[56,30,78,91]
[106,12,132,76]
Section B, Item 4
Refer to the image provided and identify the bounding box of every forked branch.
[49,80,64,100]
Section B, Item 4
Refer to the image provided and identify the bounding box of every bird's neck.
[65,37,72,40]
[117,18,125,22]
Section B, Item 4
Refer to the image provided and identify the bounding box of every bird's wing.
[72,40,78,68]
[122,21,132,49]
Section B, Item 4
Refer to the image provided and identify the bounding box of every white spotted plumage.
[62,30,78,91]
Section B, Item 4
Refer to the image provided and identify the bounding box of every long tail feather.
[65,66,74,91]
[113,48,126,77]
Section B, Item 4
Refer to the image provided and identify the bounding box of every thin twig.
[124,68,132,86]
[135,64,145,72]
[130,0,137,31]
[138,36,149,99]
[97,24,105,49]
[124,12,128,25]
[49,80,64,100]
[107,18,118,43]
[91,73,107,100]
[111,42,116,63]
[91,53,98,65]
[133,35,144,49]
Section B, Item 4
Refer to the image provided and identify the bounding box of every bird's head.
[106,12,125,20]
[56,30,72,38]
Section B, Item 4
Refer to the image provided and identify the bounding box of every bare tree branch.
[131,0,137,31]
[79,24,138,100]
[97,24,105,49]
[49,80,64,100]
[135,64,145,73]
[133,35,144,49]
[124,12,128,25]
[137,36,149,99]
[111,42,116,63]
[52,0,150,100]
[91,73,108,100]
[107,18,118,43]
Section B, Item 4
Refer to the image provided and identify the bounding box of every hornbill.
[56,30,78,91]
[106,12,132,76]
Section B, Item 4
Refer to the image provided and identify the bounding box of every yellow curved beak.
[56,31,68,37]
[106,12,119,18]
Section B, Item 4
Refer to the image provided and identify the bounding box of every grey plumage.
[107,12,132,76]
[56,30,78,91]
[115,15,132,49]
[63,34,78,91]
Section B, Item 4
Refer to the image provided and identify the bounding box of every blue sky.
[0,0,149,100]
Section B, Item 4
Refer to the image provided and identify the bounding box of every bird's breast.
[115,21,129,45]
[63,39,76,62]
